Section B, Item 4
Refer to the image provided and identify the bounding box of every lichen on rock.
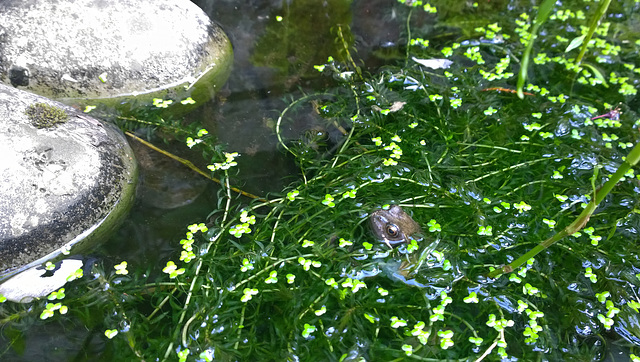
[24,102,69,128]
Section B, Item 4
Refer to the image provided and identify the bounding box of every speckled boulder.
[0,0,232,110]
[0,83,137,282]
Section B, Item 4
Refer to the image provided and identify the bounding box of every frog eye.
[385,223,400,238]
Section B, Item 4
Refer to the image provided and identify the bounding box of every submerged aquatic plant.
[1,0,639,360]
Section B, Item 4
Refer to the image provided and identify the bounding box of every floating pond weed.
[1,1,640,360]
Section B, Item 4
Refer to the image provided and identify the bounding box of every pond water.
[105,0,411,286]
[2,0,640,361]
[0,0,413,360]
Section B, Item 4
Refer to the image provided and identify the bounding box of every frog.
[370,205,422,248]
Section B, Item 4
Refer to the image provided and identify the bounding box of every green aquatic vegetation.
[2,0,640,360]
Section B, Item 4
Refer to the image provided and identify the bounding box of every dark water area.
[190,0,411,194]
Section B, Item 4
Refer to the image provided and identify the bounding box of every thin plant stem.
[575,0,612,66]
[488,141,640,278]
[125,131,266,202]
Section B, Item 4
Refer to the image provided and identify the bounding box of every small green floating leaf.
[104,329,118,339]
[565,35,585,52]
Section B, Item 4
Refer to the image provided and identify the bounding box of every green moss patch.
[25,102,69,129]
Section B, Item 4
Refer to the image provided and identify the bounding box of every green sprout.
[240,258,254,272]
[407,239,419,253]
[342,189,356,199]
[322,194,335,207]
[364,313,377,324]
[513,201,532,213]
[597,313,614,330]
[264,271,278,284]
[584,267,597,283]
[186,137,200,148]
[429,94,443,102]
[208,152,239,171]
[383,158,398,166]
[162,261,185,279]
[240,288,258,303]
[486,314,514,332]
[523,283,540,296]
[180,250,196,263]
[463,292,479,303]
[542,219,556,228]
[442,260,452,270]
[524,122,542,131]
[177,349,189,362]
[411,321,430,344]
[437,330,454,349]
[484,106,497,116]
[229,211,256,238]
[152,98,173,108]
[287,190,299,201]
[325,278,338,289]
[66,268,83,282]
[342,278,366,293]
[469,336,483,346]
[477,225,493,236]
[48,288,65,301]
[181,97,196,105]
[517,300,528,313]
[596,291,610,303]
[390,316,408,329]
[40,303,68,320]
[301,323,316,338]
[427,219,441,232]
[114,261,128,275]
[104,329,118,339]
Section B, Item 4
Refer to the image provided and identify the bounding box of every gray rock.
[0,83,138,282]
[0,0,232,109]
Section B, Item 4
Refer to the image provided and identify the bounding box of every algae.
[25,102,69,129]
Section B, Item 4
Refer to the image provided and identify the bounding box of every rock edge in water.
[0,83,138,282]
